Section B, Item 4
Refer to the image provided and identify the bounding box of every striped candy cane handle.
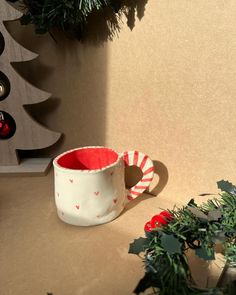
[123,151,154,201]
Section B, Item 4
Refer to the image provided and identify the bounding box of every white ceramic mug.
[53,146,154,226]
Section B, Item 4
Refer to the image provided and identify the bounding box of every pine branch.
[130,181,236,294]
[8,0,136,38]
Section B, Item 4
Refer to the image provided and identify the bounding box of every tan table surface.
[0,169,177,295]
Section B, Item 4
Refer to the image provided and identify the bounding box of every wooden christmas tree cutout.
[0,0,61,175]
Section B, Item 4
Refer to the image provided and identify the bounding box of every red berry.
[150,211,174,228]
[159,211,174,221]
[144,221,152,232]
[150,215,166,228]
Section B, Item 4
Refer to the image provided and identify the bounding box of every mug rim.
[53,146,122,173]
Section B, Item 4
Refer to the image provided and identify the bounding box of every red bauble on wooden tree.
[0,0,61,174]
[0,110,16,139]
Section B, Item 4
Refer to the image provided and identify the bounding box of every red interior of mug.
[57,147,119,170]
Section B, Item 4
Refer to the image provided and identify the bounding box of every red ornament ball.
[150,211,174,228]
[144,221,152,232]
[0,111,16,139]
[144,211,174,233]
[159,210,174,221]
[0,120,10,136]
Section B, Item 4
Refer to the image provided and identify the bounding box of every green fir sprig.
[129,180,236,295]
[7,0,141,39]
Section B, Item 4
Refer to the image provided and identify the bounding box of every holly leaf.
[160,234,182,254]
[208,209,222,221]
[195,247,215,260]
[128,237,149,255]
[217,180,236,194]
[188,207,208,221]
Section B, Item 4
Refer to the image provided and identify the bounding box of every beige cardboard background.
[1,0,236,294]
[8,0,236,202]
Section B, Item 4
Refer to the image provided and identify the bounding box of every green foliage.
[195,247,215,261]
[129,237,149,255]
[160,233,182,254]
[129,180,236,295]
[8,0,140,38]
[217,180,236,194]
[225,242,236,267]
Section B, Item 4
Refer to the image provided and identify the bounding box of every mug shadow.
[123,160,169,214]
[147,160,169,196]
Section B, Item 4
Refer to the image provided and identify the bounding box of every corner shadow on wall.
[123,160,169,213]
[4,0,148,163]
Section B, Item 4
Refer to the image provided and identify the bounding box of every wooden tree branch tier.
[0,0,61,175]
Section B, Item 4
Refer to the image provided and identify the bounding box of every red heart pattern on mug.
[75,205,80,210]
[69,179,73,183]
[94,191,100,196]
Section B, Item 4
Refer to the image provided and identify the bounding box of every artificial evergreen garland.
[129,180,236,295]
[8,0,140,38]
